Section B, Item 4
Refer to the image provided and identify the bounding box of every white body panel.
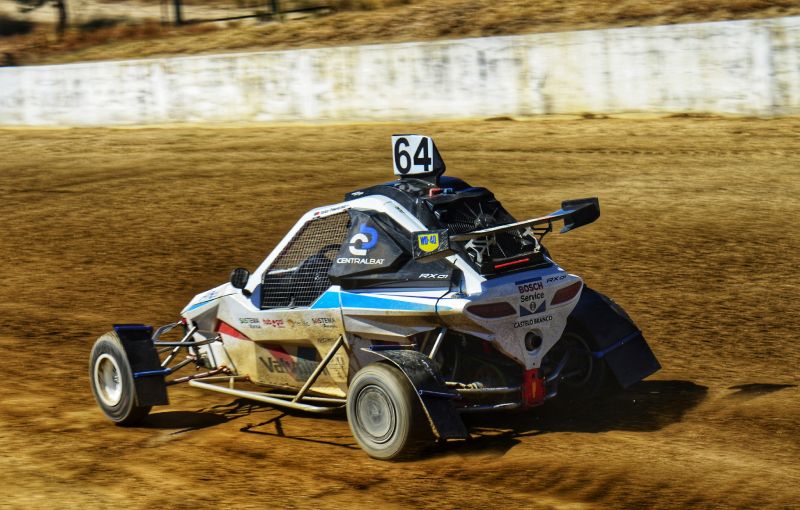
[181,195,581,391]
[440,268,582,369]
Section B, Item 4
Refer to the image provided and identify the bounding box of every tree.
[16,0,68,37]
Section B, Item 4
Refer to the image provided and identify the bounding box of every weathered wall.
[1,16,799,126]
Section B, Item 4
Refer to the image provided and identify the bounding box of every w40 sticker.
[417,232,440,252]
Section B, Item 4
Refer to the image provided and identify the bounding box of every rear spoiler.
[449,197,600,242]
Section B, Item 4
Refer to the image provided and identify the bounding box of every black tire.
[346,363,432,460]
[89,331,151,426]
[543,323,609,404]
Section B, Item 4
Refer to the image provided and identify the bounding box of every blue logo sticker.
[349,224,378,256]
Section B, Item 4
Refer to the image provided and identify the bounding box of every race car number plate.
[392,135,435,176]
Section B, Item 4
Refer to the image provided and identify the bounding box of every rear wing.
[449,197,600,242]
[412,197,600,265]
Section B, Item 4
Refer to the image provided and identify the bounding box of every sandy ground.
[0,116,798,508]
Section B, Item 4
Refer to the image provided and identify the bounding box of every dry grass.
[2,0,799,65]
[333,0,414,9]
[0,20,219,62]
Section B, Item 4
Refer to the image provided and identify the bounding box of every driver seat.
[287,252,336,307]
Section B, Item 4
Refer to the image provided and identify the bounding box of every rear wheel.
[89,331,151,425]
[346,363,431,460]
[542,324,608,404]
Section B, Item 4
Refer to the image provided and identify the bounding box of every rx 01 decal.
[419,273,449,279]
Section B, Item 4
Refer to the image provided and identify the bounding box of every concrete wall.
[1,16,799,126]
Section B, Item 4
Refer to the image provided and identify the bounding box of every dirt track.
[1,116,799,509]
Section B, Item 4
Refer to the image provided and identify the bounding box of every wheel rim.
[94,353,123,407]
[355,385,397,444]
[474,364,507,388]
[559,332,594,387]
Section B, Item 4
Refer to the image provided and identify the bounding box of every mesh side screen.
[262,212,351,309]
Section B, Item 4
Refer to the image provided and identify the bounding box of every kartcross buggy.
[90,135,660,459]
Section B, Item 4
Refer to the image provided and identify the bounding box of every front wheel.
[89,331,151,426]
[346,363,432,460]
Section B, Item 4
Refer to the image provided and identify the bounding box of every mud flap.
[363,348,468,440]
[568,287,661,388]
[113,324,169,406]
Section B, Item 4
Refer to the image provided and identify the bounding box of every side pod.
[113,324,169,406]
[568,287,661,388]
[364,348,468,440]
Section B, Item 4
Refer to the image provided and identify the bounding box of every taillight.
[466,301,517,318]
[551,281,583,305]
[494,257,530,270]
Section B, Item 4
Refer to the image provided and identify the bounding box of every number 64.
[392,135,433,175]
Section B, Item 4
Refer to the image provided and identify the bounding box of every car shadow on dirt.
[136,380,709,453]
[451,379,708,457]
[140,410,228,432]
[237,410,362,450]
[140,399,274,434]
[140,398,360,447]
[725,383,796,400]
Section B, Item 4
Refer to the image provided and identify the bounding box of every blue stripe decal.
[592,330,642,359]
[186,300,212,312]
[341,292,436,312]
[113,324,152,334]
[133,368,172,379]
[515,276,542,285]
[310,290,341,310]
[311,290,451,312]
